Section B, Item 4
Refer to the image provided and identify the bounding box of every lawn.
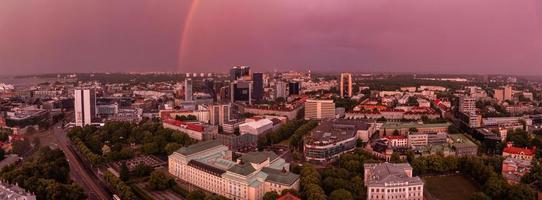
[423,174,480,200]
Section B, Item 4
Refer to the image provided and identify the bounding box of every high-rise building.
[252,72,264,101]
[459,95,476,114]
[230,66,251,81]
[340,73,353,97]
[74,89,96,127]
[305,99,335,120]
[209,103,231,126]
[494,85,513,102]
[288,82,300,95]
[184,79,193,101]
[275,81,289,99]
[231,81,252,104]
[203,79,217,102]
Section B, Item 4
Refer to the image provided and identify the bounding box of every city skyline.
[1,0,542,75]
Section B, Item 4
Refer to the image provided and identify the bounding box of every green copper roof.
[261,167,300,186]
[228,162,257,176]
[239,151,278,164]
[176,140,223,156]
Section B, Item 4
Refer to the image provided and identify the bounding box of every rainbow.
[178,0,200,71]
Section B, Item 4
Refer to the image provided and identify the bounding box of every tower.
[340,73,353,97]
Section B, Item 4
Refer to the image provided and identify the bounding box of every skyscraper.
[288,82,300,95]
[209,103,231,126]
[340,73,353,97]
[74,89,96,127]
[252,72,264,101]
[230,66,251,81]
[185,78,193,101]
[275,81,288,99]
[231,81,252,104]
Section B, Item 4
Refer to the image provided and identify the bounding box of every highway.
[50,124,112,200]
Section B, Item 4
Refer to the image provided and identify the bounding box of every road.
[50,124,112,200]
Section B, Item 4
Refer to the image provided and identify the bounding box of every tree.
[329,189,353,200]
[505,184,536,200]
[483,176,504,199]
[448,125,460,134]
[392,129,400,136]
[390,152,402,163]
[11,140,31,155]
[133,164,153,177]
[165,143,182,155]
[187,190,206,200]
[409,127,418,133]
[263,191,279,200]
[149,171,174,190]
[470,192,491,200]
[119,162,129,181]
[0,148,4,160]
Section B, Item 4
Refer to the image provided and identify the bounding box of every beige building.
[340,73,353,97]
[364,163,424,200]
[494,85,513,102]
[305,99,335,120]
[169,141,300,200]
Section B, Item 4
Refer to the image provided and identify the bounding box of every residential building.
[168,140,300,200]
[502,142,536,161]
[74,89,96,127]
[383,135,408,147]
[275,81,289,99]
[340,73,353,97]
[459,95,476,114]
[502,157,532,184]
[304,99,335,120]
[252,73,264,101]
[364,163,424,200]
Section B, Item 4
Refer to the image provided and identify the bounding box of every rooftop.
[364,162,423,187]
[176,140,223,156]
[381,122,451,129]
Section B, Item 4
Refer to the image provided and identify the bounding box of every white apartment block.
[169,140,300,200]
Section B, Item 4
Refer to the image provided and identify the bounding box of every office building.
[340,73,353,97]
[231,81,253,104]
[230,66,251,81]
[184,79,193,101]
[304,99,335,120]
[208,103,231,126]
[74,89,96,127]
[288,82,300,95]
[168,141,300,200]
[364,162,424,200]
[275,81,288,99]
[252,72,264,101]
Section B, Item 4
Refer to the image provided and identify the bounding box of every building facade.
[168,141,300,200]
[74,89,96,127]
[304,99,335,120]
[340,73,353,97]
[364,163,424,200]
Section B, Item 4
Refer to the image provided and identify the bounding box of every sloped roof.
[176,140,223,156]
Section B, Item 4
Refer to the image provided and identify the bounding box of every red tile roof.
[503,146,536,156]
[277,193,301,200]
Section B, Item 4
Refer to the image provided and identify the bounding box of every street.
[48,123,112,200]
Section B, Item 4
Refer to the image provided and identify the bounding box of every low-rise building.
[168,140,300,200]
[502,142,536,161]
[364,162,424,200]
[448,134,478,156]
[0,180,36,200]
[303,120,359,164]
[502,157,531,184]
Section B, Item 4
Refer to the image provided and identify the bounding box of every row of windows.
[370,186,422,193]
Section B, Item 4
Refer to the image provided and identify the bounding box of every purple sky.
[1,0,542,75]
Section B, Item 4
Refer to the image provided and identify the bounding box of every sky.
[1,0,542,75]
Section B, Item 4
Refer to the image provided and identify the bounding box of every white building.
[0,180,36,200]
[168,141,300,200]
[207,104,231,126]
[185,79,193,101]
[304,99,335,120]
[459,95,476,114]
[74,89,96,127]
[364,163,424,200]
[275,81,288,99]
[239,119,274,136]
